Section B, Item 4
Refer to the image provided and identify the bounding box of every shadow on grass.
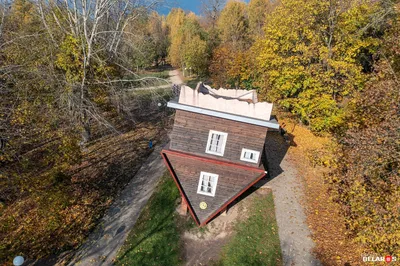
[116,209,175,259]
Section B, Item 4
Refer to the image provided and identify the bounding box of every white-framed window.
[205,130,228,156]
[197,171,219,197]
[240,148,260,164]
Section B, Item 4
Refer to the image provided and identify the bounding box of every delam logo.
[362,255,397,263]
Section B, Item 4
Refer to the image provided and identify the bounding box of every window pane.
[209,134,214,151]
[217,135,223,153]
[214,134,219,152]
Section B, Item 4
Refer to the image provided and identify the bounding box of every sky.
[157,0,250,16]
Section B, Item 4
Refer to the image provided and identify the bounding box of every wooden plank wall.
[170,110,268,167]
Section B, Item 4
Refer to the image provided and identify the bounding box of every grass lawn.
[115,171,182,266]
[214,192,282,266]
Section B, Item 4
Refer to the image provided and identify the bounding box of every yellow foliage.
[255,0,381,131]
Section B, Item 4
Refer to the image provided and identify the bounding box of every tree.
[332,62,399,254]
[247,0,278,37]
[167,10,209,76]
[166,8,186,68]
[182,35,209,76]
[35,0,165,143]
[210,43,258,89]
[200,0,225,29]
[255,0,382,132]
[0,0,169,262]
[147,12,169,66]
[217,0,249,50]
[330,2,400,253]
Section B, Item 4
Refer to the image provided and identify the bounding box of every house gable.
[161,149,265,225]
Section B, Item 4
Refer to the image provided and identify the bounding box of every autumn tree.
[200,0,225,29]
[32,0,166,143]
[255,0,382,132]
[200,0,224,60]
[0,0,168,262]
[332,63,400,254]
[209,0,252,87]
[247,0,278,37]
[167,10,209,76]
[147,12,169,66]
[331,1,400,254]
[123,11,169,70]
[210,44,258,89]
[166,8,186,68]
[217,0,249,50]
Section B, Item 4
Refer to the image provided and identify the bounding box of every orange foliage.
[209,44,256,89]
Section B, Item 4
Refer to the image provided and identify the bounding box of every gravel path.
[263,132,322,266]
[169,69,184,85]
[67,144,166,266]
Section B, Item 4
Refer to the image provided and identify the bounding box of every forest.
[0,0,399,264]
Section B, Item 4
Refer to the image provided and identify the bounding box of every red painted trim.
[200,172,266,226]
[162,149,265,173]
[161,152,200,226]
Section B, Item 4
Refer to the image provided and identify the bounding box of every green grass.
[115,172,182,266]
[214,193,282,266]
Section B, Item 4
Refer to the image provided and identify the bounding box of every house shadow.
[256,130,295,187]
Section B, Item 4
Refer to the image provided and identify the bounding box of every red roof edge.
[162,148,265,173]
[200,171,266,226]
[161,152,201,226]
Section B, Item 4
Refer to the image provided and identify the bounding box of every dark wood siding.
[166,152,264,224]
[170,110,268,167]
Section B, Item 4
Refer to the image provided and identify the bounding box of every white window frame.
[240,148,260,164]
[197,171,219,197]
[205,130,228,156]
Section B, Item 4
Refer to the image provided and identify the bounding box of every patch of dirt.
[181,189,267,266]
